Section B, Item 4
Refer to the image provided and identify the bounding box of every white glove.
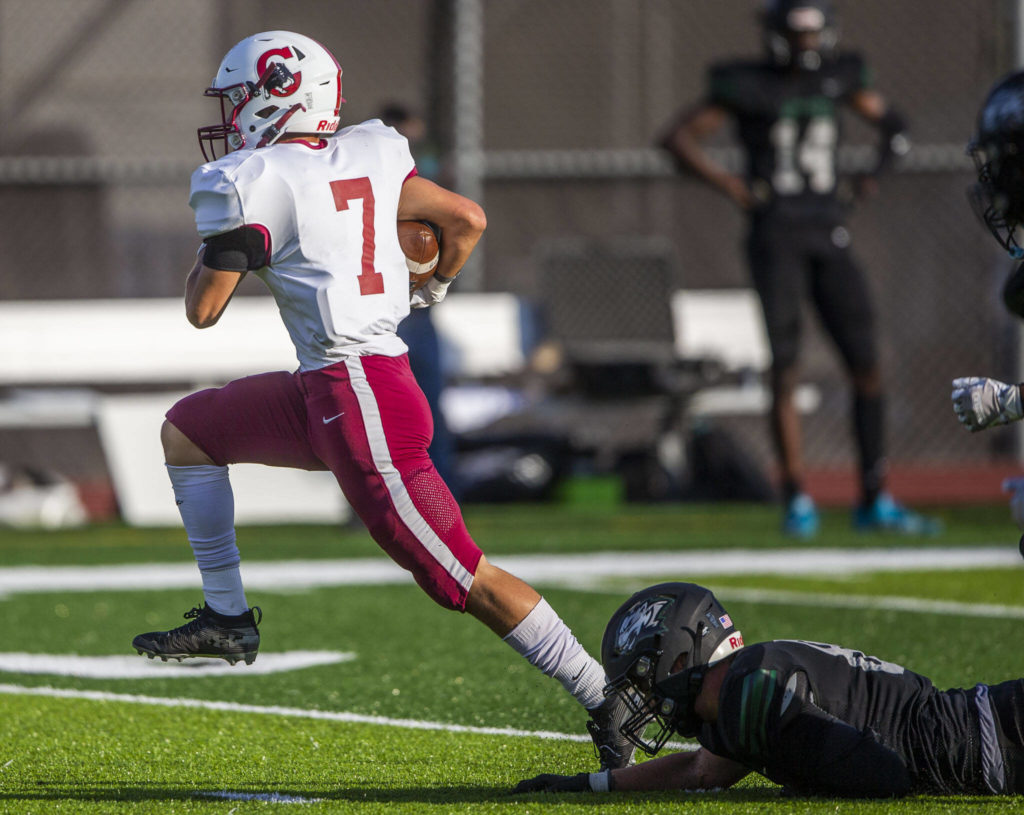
[410,274,454,309]
[1004,478,1024,531]
[951,377,1024,432]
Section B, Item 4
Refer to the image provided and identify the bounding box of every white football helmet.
[198,31,344,161]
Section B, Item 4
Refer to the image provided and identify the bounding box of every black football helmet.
[762,0,837,71]
[968,71,1024,259]
[601,582,744,754]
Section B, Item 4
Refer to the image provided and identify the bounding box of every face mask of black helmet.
[968,71,1024,260]
[600,582,744,754]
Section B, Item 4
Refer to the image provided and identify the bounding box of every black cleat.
[586,690,637,770]
[132,603,262,666]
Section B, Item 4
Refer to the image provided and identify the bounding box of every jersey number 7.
[330,177,385,296]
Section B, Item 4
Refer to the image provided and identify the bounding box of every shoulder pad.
[189,163,244,238]
[708,60,767,108]
[833,51,872,92]
[339,118,409,143]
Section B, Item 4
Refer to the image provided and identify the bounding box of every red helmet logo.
[256,47,301,97]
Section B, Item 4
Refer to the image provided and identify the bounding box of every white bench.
[671,289,820,416]
[0,294,524,526]
[0,290,805,523]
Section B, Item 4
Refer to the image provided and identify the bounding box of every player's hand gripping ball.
[398,220,440,292]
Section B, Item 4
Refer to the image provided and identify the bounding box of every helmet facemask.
[607,648,709,754]
[198,63,304,162]
[968,138,1024,259]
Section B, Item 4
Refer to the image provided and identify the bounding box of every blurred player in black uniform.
[515,582,1024,798]
[661,0,935,538]
[952,70,1024,553]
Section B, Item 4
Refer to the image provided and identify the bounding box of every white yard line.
[0,683,682,748]
[580,584,1024,619]
[0,546,1018,598]
[714,587,1024,619]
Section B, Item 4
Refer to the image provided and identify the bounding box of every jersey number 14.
[770,117,837,195]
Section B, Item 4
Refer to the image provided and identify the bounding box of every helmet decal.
[256,47,301,97]
[613,595,672,656]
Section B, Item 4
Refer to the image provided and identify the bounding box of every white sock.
[199,565,249,617]
[502,598,608,710]
[166,464,248,615]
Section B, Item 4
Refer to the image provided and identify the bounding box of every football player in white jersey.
[129,31,633,770]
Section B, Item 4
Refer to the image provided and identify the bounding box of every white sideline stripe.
[0,683,694,751]
[345,356,474,593]
[0,546,1018,598]
[498,547,1023,581]
[713,587,1024,619]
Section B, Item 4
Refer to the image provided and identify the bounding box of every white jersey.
[189,119,416,370]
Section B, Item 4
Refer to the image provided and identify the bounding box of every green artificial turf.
[0,499,1022,813]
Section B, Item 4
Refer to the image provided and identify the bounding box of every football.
[397,220,440,291]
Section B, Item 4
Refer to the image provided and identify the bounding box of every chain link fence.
[0,0,1019,488]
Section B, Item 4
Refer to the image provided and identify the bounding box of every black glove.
[513,772,592,794]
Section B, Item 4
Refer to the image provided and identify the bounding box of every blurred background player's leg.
[749,217,819,538]
[811,230,940,534]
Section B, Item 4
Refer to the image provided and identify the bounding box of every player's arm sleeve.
[771,677,911,798]
[201,226,270,272]
[873,106,909,175]
[844,54,907,177]
[189,164,272,272]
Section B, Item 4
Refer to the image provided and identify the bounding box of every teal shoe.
[783,493,819,539]
[853,493,942,535]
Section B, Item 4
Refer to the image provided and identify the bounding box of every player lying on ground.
[515,582,1024,798]
[128,29,632,770]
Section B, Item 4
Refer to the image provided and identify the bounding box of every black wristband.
[872,108,909,176]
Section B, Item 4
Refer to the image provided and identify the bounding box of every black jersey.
[708,54,870,221]
[698,640,991,797]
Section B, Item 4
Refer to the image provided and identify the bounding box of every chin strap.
[650,664,707,739]
[256,103,307,148]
